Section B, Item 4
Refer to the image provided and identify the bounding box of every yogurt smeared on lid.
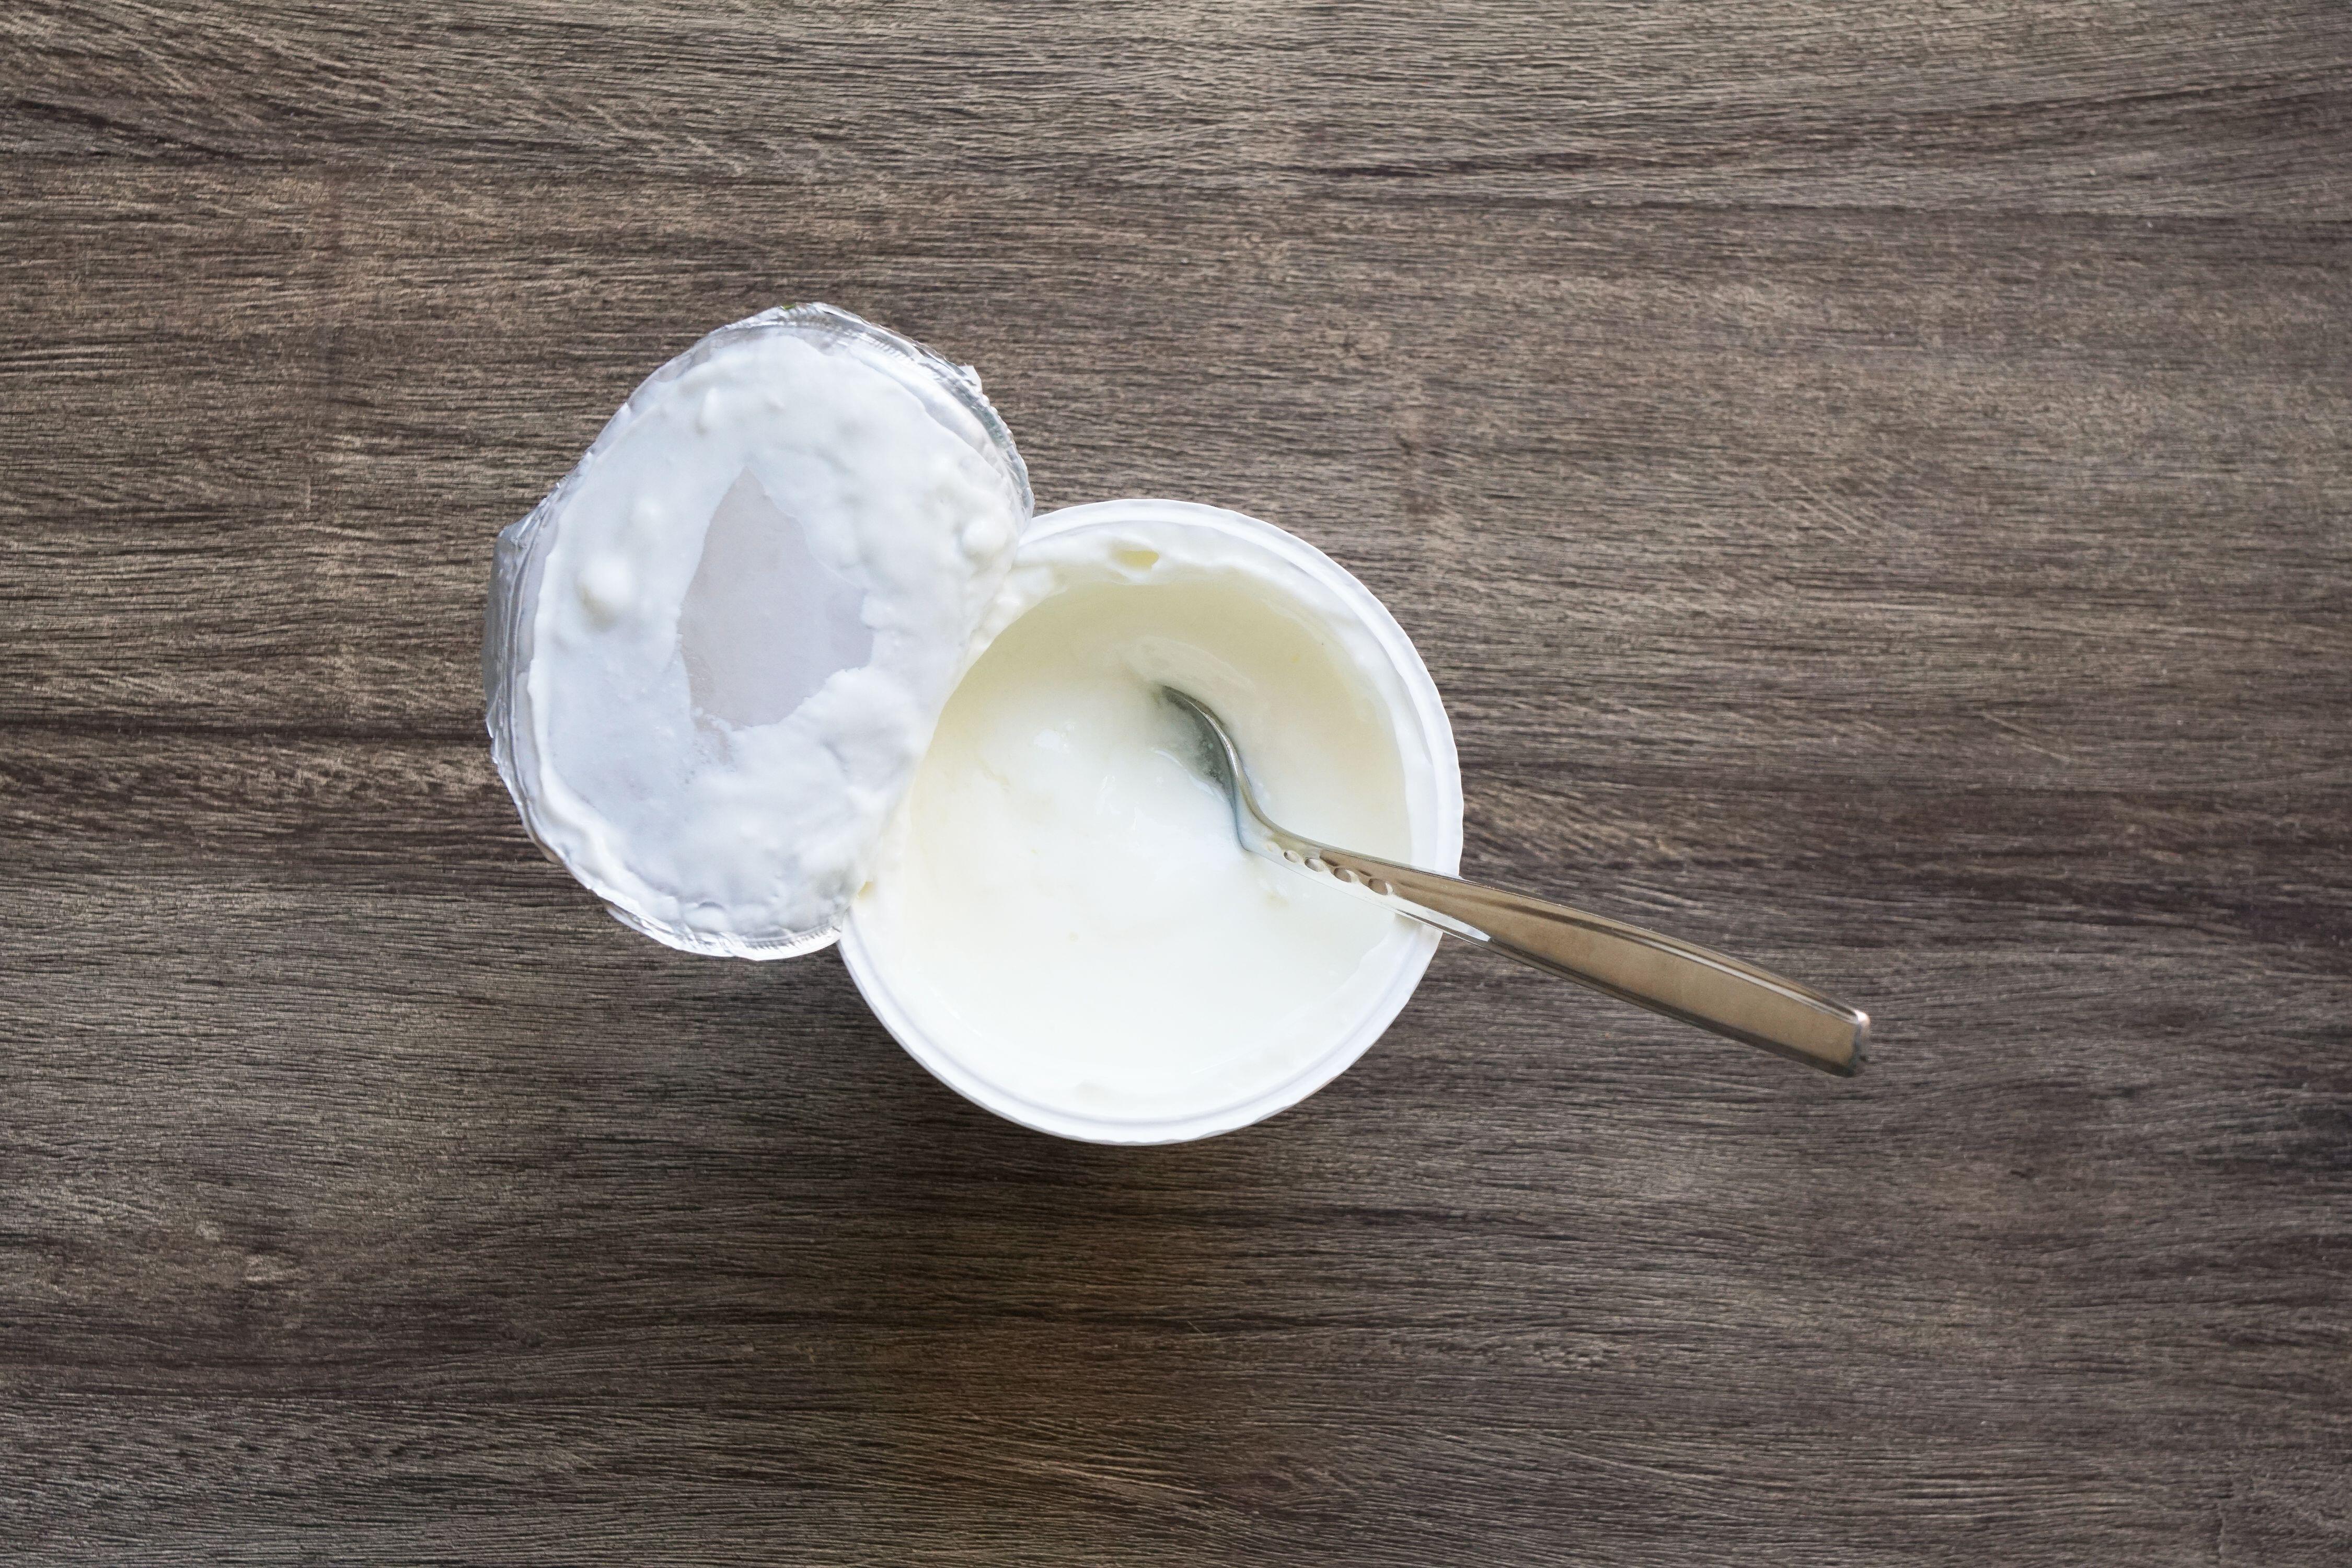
[486,306,1031,955]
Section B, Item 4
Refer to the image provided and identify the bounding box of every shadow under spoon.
[1160,687,1870,1076]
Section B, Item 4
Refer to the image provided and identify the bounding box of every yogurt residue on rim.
[849,516,1435,1125]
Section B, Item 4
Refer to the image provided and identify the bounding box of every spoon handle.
[1158,686,1867,1076]
[1266,837,1869,1077]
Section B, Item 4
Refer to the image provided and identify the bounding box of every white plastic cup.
[840,499,1465,1144]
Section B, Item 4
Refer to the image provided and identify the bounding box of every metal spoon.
[1161,688,1870,1076]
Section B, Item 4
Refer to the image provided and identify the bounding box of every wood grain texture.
[4,3,2349,1563]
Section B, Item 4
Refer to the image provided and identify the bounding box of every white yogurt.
[844,501,1463,1142]
[487,308,1031,956]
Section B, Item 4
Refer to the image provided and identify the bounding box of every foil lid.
[485,305,1033,958]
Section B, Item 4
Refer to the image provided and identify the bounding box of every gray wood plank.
[4,2,2348,216]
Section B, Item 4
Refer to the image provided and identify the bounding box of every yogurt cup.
[841,500,1465,1144]
[487,309,1461,1144]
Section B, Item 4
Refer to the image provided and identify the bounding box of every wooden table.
[6,4,2348,1562]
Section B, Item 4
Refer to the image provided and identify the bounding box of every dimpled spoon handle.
[1162,689,1869,1077]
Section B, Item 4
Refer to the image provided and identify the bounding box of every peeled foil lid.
[485,305,1034,958]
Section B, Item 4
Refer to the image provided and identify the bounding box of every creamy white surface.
[511,316,1025,950]
[851,521,1428,1124]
